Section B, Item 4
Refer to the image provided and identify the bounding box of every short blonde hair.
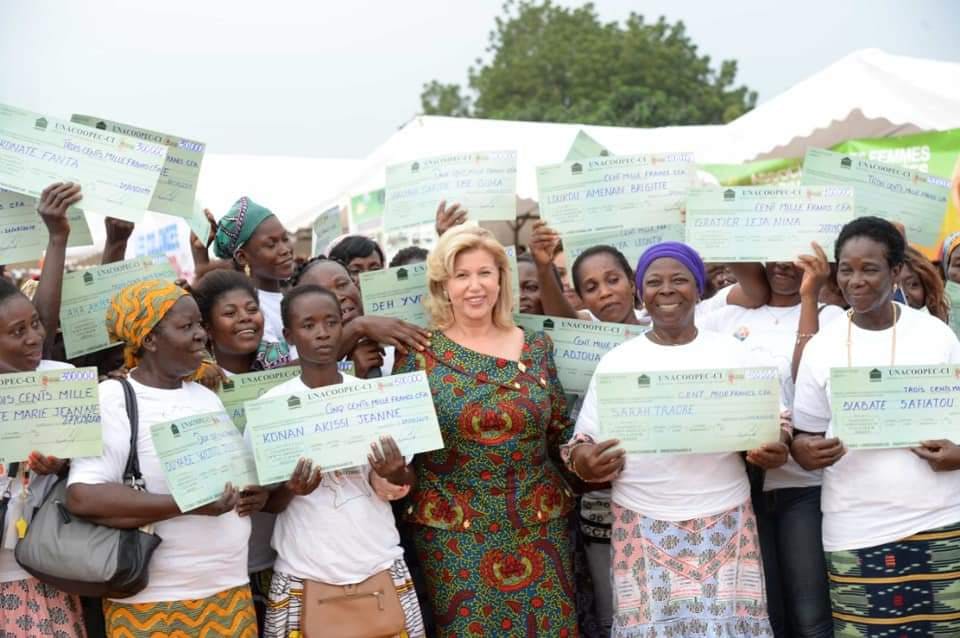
[425,225,514,331]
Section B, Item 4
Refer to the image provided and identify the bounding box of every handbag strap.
[117,378,144,489]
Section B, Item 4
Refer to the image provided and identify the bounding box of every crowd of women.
[2,174,960,638]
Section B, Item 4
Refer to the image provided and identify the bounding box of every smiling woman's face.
[142,296,208,377]
[764,262,802,298]
[445,248,501,324]
[297,261,363,323]
[836,236,900,315]
[640,257,698,329]
[206,288,264,355]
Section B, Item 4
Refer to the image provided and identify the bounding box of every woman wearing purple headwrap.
[562,242,784,637]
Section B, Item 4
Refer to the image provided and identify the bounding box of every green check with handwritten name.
[385,151,517,231]
[513,314,649,394]
[831,365,960,449]
[0,103,168,222]
[151,410,258,511]
[361,261,430,325]
[686,186,855,262]
[0,189,93,263]
[71,115,205,220]
[597,367,781,454]
[802,148,949,250]
[218,367,302,433]
[0,367,101,464]
[60,255,177,358]
[537,153,693,235]
[245,372,444,484]
[360,248,521,327]
[563,224,682,273]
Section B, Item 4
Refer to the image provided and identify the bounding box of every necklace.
[648,327,698,347]
[846,302,898,367]
[762,304,798,325]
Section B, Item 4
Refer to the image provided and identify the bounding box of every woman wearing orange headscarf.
[66,280,263,638]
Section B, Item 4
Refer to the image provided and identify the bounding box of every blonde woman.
[394,225,578,637]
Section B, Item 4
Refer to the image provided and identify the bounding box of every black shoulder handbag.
[15,378,163,598]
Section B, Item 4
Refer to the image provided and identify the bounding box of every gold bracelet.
[796,332,816,346]
[569,446,591,482]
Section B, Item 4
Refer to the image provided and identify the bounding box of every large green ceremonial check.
[513,314,649,394]
[0,103,168,222]
[0,189,93,263]
[384,151,517,231]
[0,366,101,464]
[60,255,177,358]
[245,372,444,483]
[150,411,258,511]
[563,224,682,272]
[361,261,431,325]
[685,186,855,262]
[802,148,949,249]
[218,366,302,433]
[536,153,693,235]
[596,367,781,454]
[831,365,960,449]
[71,115,205,219]
[361,248,521,327]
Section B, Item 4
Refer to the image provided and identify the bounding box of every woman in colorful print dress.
[394,225,579,637]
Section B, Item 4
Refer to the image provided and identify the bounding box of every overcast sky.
[2,0,958,159]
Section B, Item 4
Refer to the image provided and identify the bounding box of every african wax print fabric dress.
[826,520,960,637]
[102,585,257,638]
[609,501,772,638]
[395,330,578,637]
[0,578,87,638]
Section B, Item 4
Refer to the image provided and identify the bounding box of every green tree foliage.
[421,1,757,126]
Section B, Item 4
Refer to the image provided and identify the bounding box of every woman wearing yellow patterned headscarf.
[68,278,262,638]
[106,279,188,369]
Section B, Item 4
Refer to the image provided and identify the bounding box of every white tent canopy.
[289,48,960,229]
[724,48,960,162]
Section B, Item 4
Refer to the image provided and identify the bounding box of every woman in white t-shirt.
[258,284,424,638]
[212,197,296,346]
[191,268,295,628]
[67,280,261,638]
[1,183,89,638]
[794,217,960,636]
[526,223,772,634]
[701,251,844,638]
[564,242,783,637]
[293,256,430,378]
